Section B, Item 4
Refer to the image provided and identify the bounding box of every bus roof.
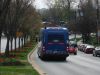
[41,27,68,31]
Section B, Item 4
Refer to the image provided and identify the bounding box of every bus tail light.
[58,43,64,45]
[66,47,69,51]
[48,43,53,45]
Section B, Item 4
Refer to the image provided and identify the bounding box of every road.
[29,34,100,75]
[32,48,100,75]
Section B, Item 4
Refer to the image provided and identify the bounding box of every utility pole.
[96,0,99,44]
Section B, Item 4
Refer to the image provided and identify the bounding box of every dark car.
[93,47,100,57]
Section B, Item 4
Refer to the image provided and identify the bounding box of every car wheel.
[61,57,66,61]
[93,53,97,57]
[84,50,87,53]
[93,53,95,56]
[74,52,77,55]
[93,54,96,57]
[93,51,97,57]
[95,54,97,57]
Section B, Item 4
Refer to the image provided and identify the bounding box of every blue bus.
[37,27,69,60]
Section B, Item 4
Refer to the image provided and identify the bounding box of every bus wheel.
[40,56,45,60]
[61,57,66,61]
[37,51,40,58]
[38,54,40,58]
[40,54,45,60]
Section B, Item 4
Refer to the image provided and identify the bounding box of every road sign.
[16,32,23,37]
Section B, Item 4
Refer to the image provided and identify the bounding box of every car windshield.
[95,47,100,50]
[87,45,94,48]
[48,34,64,43]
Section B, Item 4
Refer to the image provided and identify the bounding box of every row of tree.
[0,0,41,56]
[39,0,99,43]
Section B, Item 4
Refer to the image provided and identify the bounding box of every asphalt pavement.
[33,49,100,75]
[4,34,100,75]
[29,34,100,75]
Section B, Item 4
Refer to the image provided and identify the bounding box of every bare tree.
[0,0,11,54]
[4,0,39,56]
[76,0,96,43]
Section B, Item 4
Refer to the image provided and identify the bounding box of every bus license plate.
[54,51,58,54]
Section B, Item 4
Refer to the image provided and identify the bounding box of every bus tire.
[37,51,40,58]
[40,56,45,60]
[38,54,40,58]
[40,53,45,60]
[61,57,66,61]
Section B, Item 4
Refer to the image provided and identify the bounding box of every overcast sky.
[34,0,97,9]
[34,0,48,9]
[34,0,80,9]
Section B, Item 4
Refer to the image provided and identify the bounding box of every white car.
[78,44,89,52]
[84,45,95,53]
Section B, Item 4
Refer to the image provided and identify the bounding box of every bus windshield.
[48,34,64,43]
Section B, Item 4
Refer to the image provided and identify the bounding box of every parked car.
[68,45,77,55]
[78,44,88,52]
[78,44,83,51]
[82,44,90,52]
[93,47,100,57]
[84,45,95,53]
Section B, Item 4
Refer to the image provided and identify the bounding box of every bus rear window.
[48,34,64,43]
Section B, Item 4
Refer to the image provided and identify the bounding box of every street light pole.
[96,0,99,44]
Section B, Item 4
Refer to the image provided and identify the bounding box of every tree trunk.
[5,35,10,57]
[14,36,17,51]
[82,34,85,43]
[0,32,2,53]
[10,36,13,52]
[19,37,20,50]
[0,35,1,54]
[22,37,24,48]
[21,36,24,48]
[24,35,26,46]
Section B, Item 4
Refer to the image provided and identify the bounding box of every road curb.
[27,44,46,75]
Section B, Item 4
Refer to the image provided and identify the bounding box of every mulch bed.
[0,41,34,66]
[0,58,5,63]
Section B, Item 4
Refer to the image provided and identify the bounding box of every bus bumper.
[42,50,69,58]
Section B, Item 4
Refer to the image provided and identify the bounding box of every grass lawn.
[0,66,38,75]
[0,42,39,75]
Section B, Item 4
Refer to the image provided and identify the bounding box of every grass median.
[0,42,39,75]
